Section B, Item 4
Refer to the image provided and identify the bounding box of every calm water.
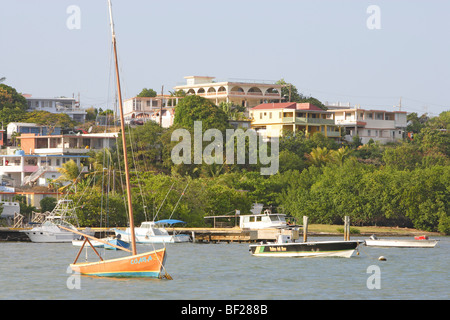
[0,236,449,300]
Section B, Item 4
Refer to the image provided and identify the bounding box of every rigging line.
[127,126,149,220]
[154,182,175,221]
[168,182,189,220]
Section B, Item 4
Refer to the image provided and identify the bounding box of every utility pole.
[160,85,164,127]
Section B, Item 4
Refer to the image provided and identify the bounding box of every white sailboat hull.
[24,230,76,243]
[115,231,190,243]
[364,239,438,248]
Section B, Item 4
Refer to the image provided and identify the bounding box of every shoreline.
[305,224,443,237]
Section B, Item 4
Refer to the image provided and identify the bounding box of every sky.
[1,0,449,117]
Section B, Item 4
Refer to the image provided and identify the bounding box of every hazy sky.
[1,0,449,116]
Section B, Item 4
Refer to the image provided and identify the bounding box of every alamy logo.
[66,5,81,30]
[171,121,279,175]
[366,5,381,30]
[366,265,381,289]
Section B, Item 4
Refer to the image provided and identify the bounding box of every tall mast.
[108,0,137,255]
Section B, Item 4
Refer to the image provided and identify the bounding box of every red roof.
[251,102,296,110]
[251,102,324,111]
[295,103,324,111]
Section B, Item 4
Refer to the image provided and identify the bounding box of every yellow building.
[250,102,340,139]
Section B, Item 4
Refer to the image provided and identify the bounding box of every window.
[367,130,371,136]
[269,112,272,119]
[260,113,262,119]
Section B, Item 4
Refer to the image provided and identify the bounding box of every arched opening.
[187,89,195,95]
[197,88,206,95]
[265,88,279,96]
[230,86,245,95]
[207,87,216,95]
[247,87,263,95]
[217,86,227,94]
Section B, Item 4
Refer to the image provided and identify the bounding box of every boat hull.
[70,248,167,278]
[364,239,438,248]
[23,230,76,243]
[115,229,191,243]
[72,238,130,250]
[249,240,362,258]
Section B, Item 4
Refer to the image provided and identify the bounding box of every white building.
[173,76,283,110]
[123,95,177,128]
[7,122,62,141]
[326,105,407,144]
[24,96,87,123]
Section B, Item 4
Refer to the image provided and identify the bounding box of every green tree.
[40,197,57,213]
[25,110,76,133]
[382,143,422,171]
[173,95,230,132]
[137,88,157,97]
[0,84,27,111]
[276,79,326,110]
[54,160,83,192]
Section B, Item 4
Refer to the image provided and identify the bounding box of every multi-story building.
[123,95,178,128]
[7,122,62,142]
[24,95,87,123]
[0,150,88,188]
[250,102,340,139]
[326,105,407,144]
[173,76,283,110]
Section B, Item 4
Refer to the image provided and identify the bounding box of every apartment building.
[326,105,407,144]
[123,95,178,128]
[24,96,87,123]
[250,102,340,139]
[173,76,283,110]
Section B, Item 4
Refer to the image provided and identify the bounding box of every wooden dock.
[171,227,299,243]
[0,228,30,242]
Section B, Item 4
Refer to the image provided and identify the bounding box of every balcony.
[282,117,335,126]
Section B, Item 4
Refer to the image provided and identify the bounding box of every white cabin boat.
[22,199,94,243]
[364,235,439,248]
[239,211,290,230]
[114,219,191,244]
[23,217,79,243]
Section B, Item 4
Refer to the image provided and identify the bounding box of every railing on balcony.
[282,117,335,125]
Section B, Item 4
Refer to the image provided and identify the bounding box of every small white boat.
[22,199,94,243]
[72,236,130,250]
[114,219,191,244]
[249,234,363,258]
[23,218,80,243]
[364,235,439,248]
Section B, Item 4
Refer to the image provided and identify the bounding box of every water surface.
[0,236,448,300]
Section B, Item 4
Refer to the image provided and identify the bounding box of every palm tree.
[329,146,351,166]
[305,146,330,167]
[54,160,83,192]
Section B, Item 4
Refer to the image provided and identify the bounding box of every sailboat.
[61,0,170,279]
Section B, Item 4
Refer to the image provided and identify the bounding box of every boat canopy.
[154,219,186,225]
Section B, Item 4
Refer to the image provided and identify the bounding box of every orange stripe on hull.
[70,248,166,278]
